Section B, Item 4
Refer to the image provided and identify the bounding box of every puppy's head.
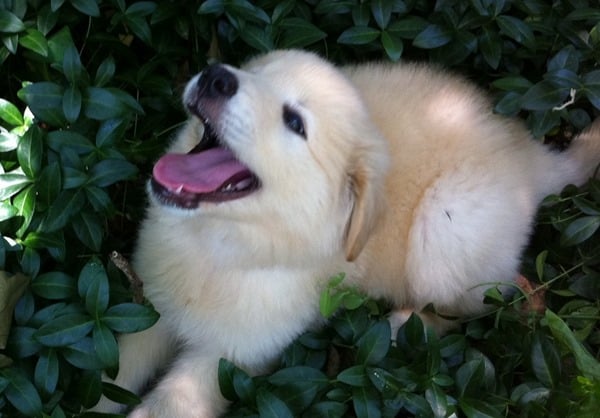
[150,50,389,261]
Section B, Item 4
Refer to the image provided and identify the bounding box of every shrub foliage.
[0,0,599,417]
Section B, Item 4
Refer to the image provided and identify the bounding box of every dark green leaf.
[72,211,103,251]
[388,16,428,39]
[31,272,76,300]
[102,303,159,333]
[521,81,568,111]
[126,1,157,16]
[84,260,110,317]
[76,370,103,408]
[125,15,152,44]
[225,0,270,24]
[352,386,381,418]
[6,326,42,358]
[455,359,484,398]
[2,367,43,416]
[22,231,64,252]
[35,348,59,394]
[70,0,100,17]
[37,5,59,35]
[239,24,274,52]
[85,185,112,212]
[102,381,142,406]
[583,70,600,110]
[87,158,138,187]
[34,313,94,347]
[356,320,390,365]
[480,25,502,69]
[42,189,85,232]
[46,130,95,154]
[425,384,448,418]
[337,365,369,387]
[218,358,238,401]
[560,215,600,246]
[17,125,43,179]
[197,0,224,14]
[36,161,61,207]
[83,87,126,120]
[63,84,82,123]
[94,56,116,87]
[0,98,23,126]
[338,26,380,45]
[371,0,392,29]
[93,321,118,368]
[269,366,329,387]
[413,24,453,49]
[496,15,534,45]
[96,117,127,147]
[0,173,32,200]
[531,332,561,388]
[256,389,294,418]
[0,10,26,33]
[279,18,327,48]
[381,31,403,61]
[459,397,502,418]
[18,82,65,127]
[62,337,104,369]
[19,28,48,57]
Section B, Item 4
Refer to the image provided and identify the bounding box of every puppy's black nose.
[197,64,238,98]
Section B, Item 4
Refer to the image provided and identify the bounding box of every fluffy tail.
[564,118,600,185]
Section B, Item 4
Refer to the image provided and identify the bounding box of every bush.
[0,0,599,417]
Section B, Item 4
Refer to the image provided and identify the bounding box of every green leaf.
[413,24,453,49]
[0,202,17,222]
[239,24,274,52]
[18,82,65,127]
[425,384,448,418]
[459,397,502,418]
[0,10,26,33]
[83,87,126,120]
[0,130,19,151]
[388,16,428,39]
[78,257,107,299]
[34,314,94,347]
[0,173,32,200]
[37,5,59,35]
[126,1,157,16]
[479,25,502,69]
[218,358,239,401]
[356,320,390,365]
[256,389,294,418]
[371,0,392,29]
[381,31,403,61]
[17,125,43,179]
[96,117,127,147]
[84,260,110,317]
[42,189,85,232]
[31,272,77,299]
[352,386,381,418]
[36,161,61,207]
[102,303,159,333]
[338,26,380,45]
[76,370,103,408]
[0,98,23,126]
[337,365,369,387]
[560,215,600,246]
[531,332,561,388]
[7,326,42,358]
[70,0,100,17]
[35,348,59,394]
[93,321,118,368]
[18,28,49,57]
[88,158,138,187]
[125,15,152,44]
[2,367,43,416]
[62,337,104,369]
[94,56,116,87]
[496,15,534,45]
[46,130,95,154]
[521,81,568,111]
[269,366,329,388]
[583,70,600,110]
[62,84,82,123]
[72,211,103,251]
[455,359,485,398]
[279,18,327,48]
[198,0,224,14]
[101,381,142,406]
[225,0,270,24]
[544,310,600,380]
[397,312,425,348]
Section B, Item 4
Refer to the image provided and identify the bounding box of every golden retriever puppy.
[94,50,600,417]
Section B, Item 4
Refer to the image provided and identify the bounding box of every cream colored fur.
[93,50,600,417]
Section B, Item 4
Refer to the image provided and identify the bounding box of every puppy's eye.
[283,105,306,139]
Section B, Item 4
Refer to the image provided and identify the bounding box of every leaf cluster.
[0,0,598,417]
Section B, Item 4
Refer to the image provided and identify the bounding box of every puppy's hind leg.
[91,319,175,414]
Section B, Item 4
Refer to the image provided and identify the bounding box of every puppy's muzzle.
[186,64,238,120]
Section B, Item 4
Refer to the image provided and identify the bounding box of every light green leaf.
[0,10,26,33]
[18,28,49,57]
[0,98,23,126]
[101,303,159,333]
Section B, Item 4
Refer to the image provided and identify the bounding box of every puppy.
[95,50,600,417]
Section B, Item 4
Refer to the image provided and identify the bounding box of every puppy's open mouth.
[151,123,260,208]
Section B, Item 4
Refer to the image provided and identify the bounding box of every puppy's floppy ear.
[344,144,388,262]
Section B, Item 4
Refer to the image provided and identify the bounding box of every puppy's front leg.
[129,350,227,418]
[92,319,174,413]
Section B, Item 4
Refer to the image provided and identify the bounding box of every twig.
[110,251,144,304]
[553,88,577,111]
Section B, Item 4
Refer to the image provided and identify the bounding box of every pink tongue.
[153,147,250,193]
